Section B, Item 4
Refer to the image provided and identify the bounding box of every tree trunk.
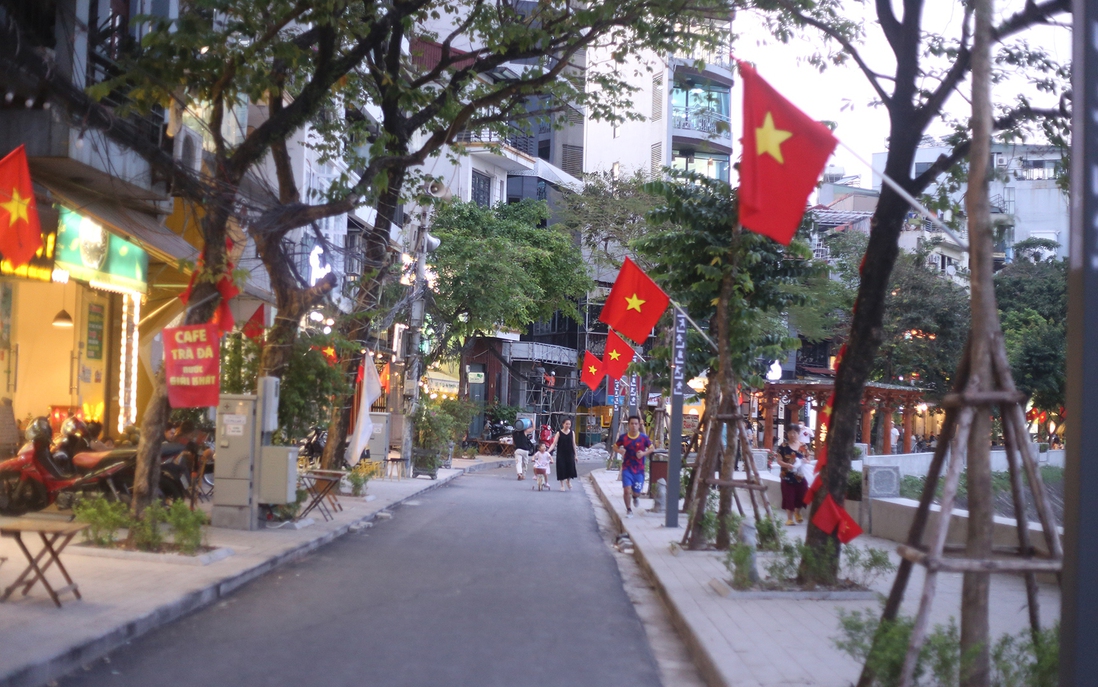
[961,0,995,679]
[801,149,920,579]
[714,267,736,550]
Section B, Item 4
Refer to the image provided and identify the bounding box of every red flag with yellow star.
[598,257,669,344]
[738,62,837,245]
[0,146,43,268]
[602,329,635,381]
[580,351,606,391]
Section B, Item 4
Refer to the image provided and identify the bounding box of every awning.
[508,159,582,191]
[34,176,199,265]
[426,369,459,392]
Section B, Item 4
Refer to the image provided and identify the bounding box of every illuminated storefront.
[1,206,147,434]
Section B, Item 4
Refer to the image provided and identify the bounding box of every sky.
[727,0,1073,190]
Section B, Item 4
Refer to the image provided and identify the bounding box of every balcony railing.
[454,127,533,155]
[673,45,734,71]
[671,106,731,140]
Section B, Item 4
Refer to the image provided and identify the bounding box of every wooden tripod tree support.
[858,0,1061,682]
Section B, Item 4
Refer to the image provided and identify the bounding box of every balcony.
[671,106,731,141]
[453,128,537,173]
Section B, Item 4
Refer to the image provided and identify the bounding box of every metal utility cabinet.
[212,394,260,530]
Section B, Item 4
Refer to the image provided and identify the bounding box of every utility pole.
[1061,0,1098,675]
[399,218,439,469]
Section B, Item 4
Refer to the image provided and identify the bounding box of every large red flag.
[602,329,635,381]
[738,62,838,245]
[598,257,670,344]
[0,146,43,268]
[580,351,606,390]
[242,304,265,341]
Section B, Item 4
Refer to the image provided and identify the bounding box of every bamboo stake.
[999,402,1044,639]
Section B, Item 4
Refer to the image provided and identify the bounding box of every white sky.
[728,0,1072,189]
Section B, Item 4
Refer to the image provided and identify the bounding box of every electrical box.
[258,376,280,432]
[212,394,259,530]
[259,445,298,505]
[368,412,390,460]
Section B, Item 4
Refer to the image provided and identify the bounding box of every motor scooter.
[0,422,186,515]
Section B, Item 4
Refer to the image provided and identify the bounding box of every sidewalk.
[589,469,1061,687]
[0,458,509,687]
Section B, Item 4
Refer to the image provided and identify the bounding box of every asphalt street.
[58,466,663,687]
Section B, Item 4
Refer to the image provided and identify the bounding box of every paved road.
[59,466,663,687]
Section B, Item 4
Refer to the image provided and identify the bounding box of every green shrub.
[166,500,208,555]
[842,545,896,588]
[273,488,308,521]
[763,540,836,588]
[131,500,167,552]
[847,470,863,501]
[835,605,1059,687]
[755,515,788,551]
[73,495,132,547]
[726,543,755,590]
[348,463,371,496]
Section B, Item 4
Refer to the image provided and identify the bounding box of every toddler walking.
[531,442,553,491]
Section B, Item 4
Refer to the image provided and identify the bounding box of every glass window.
[671,151,730,182]
[472,171,492,207]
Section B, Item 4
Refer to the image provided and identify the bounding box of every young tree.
[735,0,1072,577]
[638,174,816,549]
[425,199,591,387]
[1,0,724,510]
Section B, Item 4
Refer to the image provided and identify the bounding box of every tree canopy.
[427,200,591,360]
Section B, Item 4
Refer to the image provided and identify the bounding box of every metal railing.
[671,106,731,139]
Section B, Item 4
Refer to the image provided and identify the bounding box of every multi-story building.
[873,142,1068,263]
[583,17,736,182]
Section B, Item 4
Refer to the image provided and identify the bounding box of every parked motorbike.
[297,426,327,471]
[483,420,514,441]
[0,417,186,515]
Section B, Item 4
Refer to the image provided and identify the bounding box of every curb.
[1,470,464,687]
[588,471,728,687]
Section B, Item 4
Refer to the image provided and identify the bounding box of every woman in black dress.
[551,418,579,490]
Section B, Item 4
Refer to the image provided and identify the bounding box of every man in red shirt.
[614,415,653,518]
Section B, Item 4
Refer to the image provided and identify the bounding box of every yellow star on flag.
[608,349,621,361]
[755,112,793,164]
[624,293,645,312]
[1,188,30,227]
[587,365,598,375]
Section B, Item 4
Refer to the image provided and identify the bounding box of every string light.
[129,296,140,426]
[117,294,128,434]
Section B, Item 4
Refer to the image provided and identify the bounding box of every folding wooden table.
[0,518,88,608]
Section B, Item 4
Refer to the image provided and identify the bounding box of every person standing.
[549,418,579,491]
[774,424,808,525]
[614,415,654,518]
[512,423,535,480]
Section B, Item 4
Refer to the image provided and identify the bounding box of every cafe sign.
[57,209,148,293]
[163,323,220,408]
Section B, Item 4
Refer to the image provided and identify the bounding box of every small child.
[531,442,553,491]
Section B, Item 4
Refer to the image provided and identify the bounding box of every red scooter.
[0,417,185,515]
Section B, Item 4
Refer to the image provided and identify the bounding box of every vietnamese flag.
[580,351,606,390]
[602,329,635,381]
[0,145,43,268]
[738,62,838,245]
[598,257,670,344]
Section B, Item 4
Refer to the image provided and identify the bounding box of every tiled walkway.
[589,469,1060,687]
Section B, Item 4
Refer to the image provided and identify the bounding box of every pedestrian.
[512,423,535,481]
[549,418,578,490]
[890,424,900,453]
[614,415,654,518]
[774,423,808,525]
[532,441,553,491]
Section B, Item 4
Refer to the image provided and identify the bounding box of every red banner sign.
[164,324,220,408]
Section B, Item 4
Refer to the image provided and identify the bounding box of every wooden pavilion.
[757,378,926,454]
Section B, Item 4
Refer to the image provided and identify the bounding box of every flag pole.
[668,300,718,352]
[834,140,970,251]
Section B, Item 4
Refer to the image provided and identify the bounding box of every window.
[652,75,664,121]
[1022,159,1055,180]
[561,144,584,178]
[670,81,731,137]
[914,161,934,176]
[471,170,492,207]
[538,139,551,161]
[671,150,729,182]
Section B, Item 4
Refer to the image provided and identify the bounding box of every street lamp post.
[399,219,439,470]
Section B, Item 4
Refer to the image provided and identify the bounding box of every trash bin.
[649,452,668,496]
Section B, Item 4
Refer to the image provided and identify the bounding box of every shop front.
[2,206,148,437]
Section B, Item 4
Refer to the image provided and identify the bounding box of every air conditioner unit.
[173,126,203,174]
[995,154,1007,167]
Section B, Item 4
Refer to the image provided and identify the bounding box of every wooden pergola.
[758,379,926,454]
